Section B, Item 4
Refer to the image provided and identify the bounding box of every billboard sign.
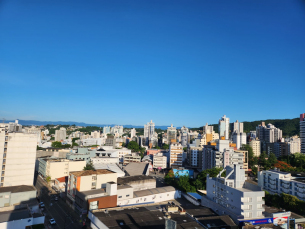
[273,212,291,229]
[240,218,273,225]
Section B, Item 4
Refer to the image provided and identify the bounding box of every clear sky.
[1,0,304,127]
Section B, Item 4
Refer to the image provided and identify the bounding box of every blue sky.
[1,0,304,127]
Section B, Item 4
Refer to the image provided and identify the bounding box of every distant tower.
[219,115,230,140]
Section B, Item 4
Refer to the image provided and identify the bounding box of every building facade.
[0,121,37,187]
[219,115,230,140]
[201,165,265,224]
[167,124,177,144]
[258,169,305,202]
[249,139,261,157]
[169,143,183,168]
[55,127,67,141]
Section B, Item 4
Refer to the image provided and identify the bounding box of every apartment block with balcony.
[187,147,202,169]
[153,153,167,169]
[258,169,305,202]
[249,139,261,157]
[169,143,183,168]
[201,165,265,224]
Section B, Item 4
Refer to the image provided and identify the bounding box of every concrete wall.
[88,211,108,229]
[9,190,36,207]
[96,173,117,189]
[117,187,134,201]
[117,190,179,207]
[124,179,156,191]
[69,160,86,173]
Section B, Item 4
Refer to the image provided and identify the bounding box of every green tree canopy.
[83,160,95,171]
[162,144,169,150]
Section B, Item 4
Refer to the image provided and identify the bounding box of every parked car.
[39,202,45,208]
[49,218,56,225]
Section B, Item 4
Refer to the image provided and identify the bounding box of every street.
[34,174,84,229]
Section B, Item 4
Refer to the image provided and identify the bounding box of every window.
[118,196,122,198]
[126,195,129,197]
[2,165,5,170]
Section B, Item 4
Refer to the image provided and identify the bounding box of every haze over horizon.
[1,0,304,126]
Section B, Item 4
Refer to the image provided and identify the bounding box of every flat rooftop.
[117,175,155,184]
[92,205,205,229]
[0,209,31,223]
[0,185,36,193]
[70,169,114,176]
[133,186,175,198]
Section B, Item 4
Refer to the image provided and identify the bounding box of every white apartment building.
[219,115,230,140]
[111,126,123,135]
[201,165,265,224]
[169,143,183,168]
[130,128,136,138]
[103,126,111,134]
[232,132,247,149]
[55,127,67,141]
[249,139,261,157]
[153,153,167,169]
[0,121,37,187]
[300,113,305,154]
[233,120,244,133]
[24,126,41,144]
[91,131,100,139]
[38,158,86,180]
[258,169,305,202]
[285,136,301,154]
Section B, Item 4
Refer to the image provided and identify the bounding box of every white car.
[39,202,45,208]
[49,218,56,225]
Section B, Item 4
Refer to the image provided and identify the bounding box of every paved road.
[35,174,83,229]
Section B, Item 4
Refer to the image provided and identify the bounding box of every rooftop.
[92,205,205,229]
[0,209,31,223]
[0,185,36,193]
[133,186,175,198]
[117,175,155,185]
[70,169,114,177]
[124,162,149,176]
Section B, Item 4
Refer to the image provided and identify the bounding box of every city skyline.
[1,0,305,126]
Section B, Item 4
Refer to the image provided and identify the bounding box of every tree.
[46,176,51,183]
[183,147,187,152]
[259,151,268,170]
[268,153,277,167]
[127,141,140,152]
[52,141,62,148]
[162,144,169,150]
[83,160,95,171]
[197,167,225,189]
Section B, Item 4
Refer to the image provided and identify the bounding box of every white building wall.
[0,128,37,187]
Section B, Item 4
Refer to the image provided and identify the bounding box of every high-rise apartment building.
[167,124,177,144]
[169,143,183,168]
[55,127,67,141]
[0,121,37,187]
[180,126,189,147]
[233,120,244,133]
[203,123,213,134]
[300,113,305,154]
[144,120,158,147]
[103,126,111,134]
[130,128,136,138]
[249,139,261,157]
[219,115,230,140]
[285,136,301,154]
[232,132,247,149]
[111,126,123,135]
[256,122,282,143]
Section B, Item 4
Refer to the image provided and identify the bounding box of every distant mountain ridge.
[5,117,300,136]
[4,119,171,130]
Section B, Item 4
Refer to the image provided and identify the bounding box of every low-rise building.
[123,153,141,165]
[153,153,167,169]
[38,157,86,180]
[257,169,305,202]
[117,175,156,191]
[0,185,37,207]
